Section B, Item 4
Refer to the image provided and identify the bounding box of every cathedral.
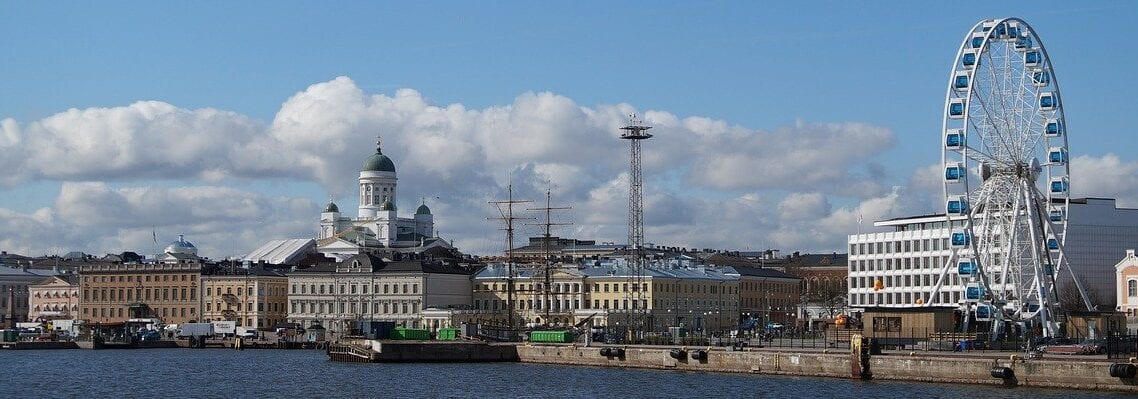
[316,138,447,260]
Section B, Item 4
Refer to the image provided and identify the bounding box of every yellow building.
[201,264,289,329]
[78,261,203,325]
[470,261,739,334]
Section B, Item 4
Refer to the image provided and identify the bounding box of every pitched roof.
[243,239,316,265]
[727,266,800,280]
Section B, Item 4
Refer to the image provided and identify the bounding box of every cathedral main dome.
[362,148,396,173]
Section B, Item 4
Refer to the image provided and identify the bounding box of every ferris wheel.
[934,18,1090,338]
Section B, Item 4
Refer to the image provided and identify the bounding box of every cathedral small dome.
[324,201,339,213]
[381,200,396,211]
[416,204,431,215]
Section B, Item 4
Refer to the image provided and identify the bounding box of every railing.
[581,326,1127,358]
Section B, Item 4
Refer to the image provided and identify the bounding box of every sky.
[2,2,1136,259]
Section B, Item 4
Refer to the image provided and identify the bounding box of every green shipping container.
[390,327,430,340]
[2,330,18,342]
[530,330,574,343]
[436,328,459,341]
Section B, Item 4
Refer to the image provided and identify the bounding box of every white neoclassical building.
[317,139,447,261]
[286,253,472,334]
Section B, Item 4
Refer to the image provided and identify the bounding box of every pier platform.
[327,340,518,363]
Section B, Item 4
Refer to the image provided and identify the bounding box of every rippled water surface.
[1,349,1129,398]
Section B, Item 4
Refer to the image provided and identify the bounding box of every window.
[1129,280,1138,297]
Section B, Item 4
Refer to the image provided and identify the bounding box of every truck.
[178,323,214,338]
[211,321,236,336]
[236,327,257,339]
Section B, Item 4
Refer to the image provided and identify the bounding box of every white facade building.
[286,253,471,334]
[848,198,1138,311]
[317,139,443,261]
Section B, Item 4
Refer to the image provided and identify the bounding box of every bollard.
[1109,363,1137,379]
[990,366,1014,379]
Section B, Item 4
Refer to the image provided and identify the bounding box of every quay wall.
[516,345,1138,392]
[356,340,518,362]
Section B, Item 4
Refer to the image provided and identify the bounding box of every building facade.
[287,253,472,334]
[201,265,289,329]
[469,260,741,334]
[1116,249,1138,330]
[732,266,801,329]
[28,275,80,322]
[78,261,203,325]
[847,198,1138,311]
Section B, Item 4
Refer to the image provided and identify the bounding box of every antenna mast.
[488,181,533,339]
[527,188,572,326]
[620,114,653,339]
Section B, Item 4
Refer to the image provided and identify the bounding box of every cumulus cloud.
[0,183,314,258]
[20,76,1126,258]
[13,102,264,183]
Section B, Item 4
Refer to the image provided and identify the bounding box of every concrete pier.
[516,345,1138,393]
[328,340,518,363]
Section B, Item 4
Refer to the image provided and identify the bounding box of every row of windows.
[850,274,962,289]
[850,238,952,256]
[290,300,419,315]
[82,306,196,319]
[83,288,196,302]
[478,282,741,295]
[206,301,284,313]
[472,297,741,312]
[84,274,195,283]
[850,257,950,273]
[204,285,284,297]
[849,291,962,306]
[291,283,418,295]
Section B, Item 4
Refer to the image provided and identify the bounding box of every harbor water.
[1,349,1130,398]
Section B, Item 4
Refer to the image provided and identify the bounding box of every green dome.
[380,200,396,211]
[416,204,431,215]
[324,201,339,213]
[362,150,396,173]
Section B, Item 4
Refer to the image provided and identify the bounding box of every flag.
[856,212,864,224]
[152,230,157,244]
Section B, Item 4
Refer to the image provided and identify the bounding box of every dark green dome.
[362,150,396,173]
[324,201,339,213]
[380,200,396,211]
[416,204,431,215]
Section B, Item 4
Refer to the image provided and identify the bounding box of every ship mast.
[527,188,571,326]
[489,180,532,339]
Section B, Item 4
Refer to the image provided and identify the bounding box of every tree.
[1057,282,1102,312]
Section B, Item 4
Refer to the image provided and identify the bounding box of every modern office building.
[848,198,1138,311]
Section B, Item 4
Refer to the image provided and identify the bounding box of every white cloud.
[1071,154,1138,207]
[8,77,1128,258]
[0,183,314,258]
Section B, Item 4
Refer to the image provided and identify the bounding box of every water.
[0,349,1129,398]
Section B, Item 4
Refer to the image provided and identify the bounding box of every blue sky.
[2,2,1136,258]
